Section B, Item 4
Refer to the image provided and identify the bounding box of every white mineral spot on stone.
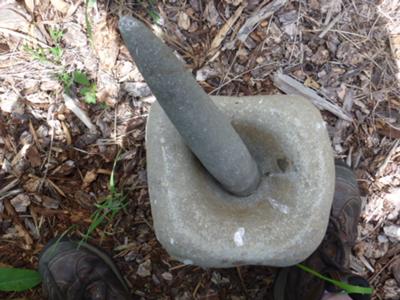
[120,17,139,30]
[170,238,175,245]
[233,227,245,247]
[268,197,289,214]
[183,259,193,265]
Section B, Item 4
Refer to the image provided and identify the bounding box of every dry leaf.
[93,17,119,72]
[26,145,41,167]
[82,169,98,188]
[50,0,69,14]
[304,76,321,89]
[24,0,35,13]
[0,2,45,42]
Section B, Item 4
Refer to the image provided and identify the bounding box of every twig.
[63,93,96,130]
[0,27,49,48]
[272,72,353,121]
[4,199,33,249]
[236,267,248,297]
[208,5,244,57]
[0,179,20,196]
[375,139,399,177]
[237,0,288,42]
[319,12,344,38]
[210,61,279,94]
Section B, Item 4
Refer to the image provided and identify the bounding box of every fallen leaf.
[24,0,35,13]
[82,169,98,188]
[304,76,321,89]
[50,0,69,14]
[26,145,41,167]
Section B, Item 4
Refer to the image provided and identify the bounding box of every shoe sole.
[39,236,130,293]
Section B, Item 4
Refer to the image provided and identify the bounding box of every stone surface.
[146,95,335,268]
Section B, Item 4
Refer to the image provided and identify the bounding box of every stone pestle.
[119,16,260,197]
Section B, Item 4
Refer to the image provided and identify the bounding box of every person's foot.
[273,161,370,300]
[38,237,131,300]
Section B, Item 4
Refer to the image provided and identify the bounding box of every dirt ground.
[0,0,400,299]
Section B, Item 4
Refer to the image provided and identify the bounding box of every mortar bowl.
[146,95,335,268]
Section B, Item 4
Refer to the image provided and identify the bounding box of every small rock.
[161,272,173,281]
[10,194,31,212]
[136,260,151,277]
[196,66,218,81]
[0,91,23,114]
[178,12,190,31]
[384,225,400,241]
[122,82,151,98]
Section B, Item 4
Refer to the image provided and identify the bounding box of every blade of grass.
[296,264,373,295]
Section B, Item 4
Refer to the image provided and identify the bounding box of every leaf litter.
[0,0,399,299]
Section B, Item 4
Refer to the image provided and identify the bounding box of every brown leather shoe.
[273,161,369,300]
[39,237,131,300]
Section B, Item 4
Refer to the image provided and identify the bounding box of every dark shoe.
[273,162,368,300]
[39,237,130,300]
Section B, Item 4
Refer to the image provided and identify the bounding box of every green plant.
[73,71,97,104]
[23,20,96,104]
[0,268,42,292]
[58,70,97,104]
[85,0,97,44]
[23,44,48,62]
[23,28,64,63]
[146,0,160,23]
[80,153,127,244]
[296,264,373,295]
[49,28,64,62]
[57,71,74,92]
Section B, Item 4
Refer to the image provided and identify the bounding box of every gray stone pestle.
[119,16,260,197]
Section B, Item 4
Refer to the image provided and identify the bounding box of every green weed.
[296,264,373,295]
[57,71,74,92]
[85,0,97,45]
[0,268,41,292]
[73,71,97,104]
[23,28,64,63]
[80,153,127,244]
[23,44,48,62]
[56,69,97,104]
[49,28,64,62]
